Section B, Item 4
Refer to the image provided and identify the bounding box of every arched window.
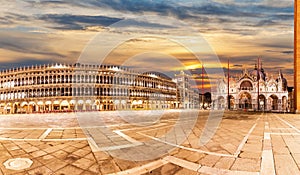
[240,81,253,90]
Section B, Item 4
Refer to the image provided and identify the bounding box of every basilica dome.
[250,64,266,81]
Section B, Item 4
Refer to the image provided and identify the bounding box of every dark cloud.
[0,12,31,25]
[255,19,277,27]
[25,0,90,9]
[35,0,293,21]
[0,0,294,85]
[6,0,293,35]
[271,14,294,21]
[191,3,261,18]
[265,50,294,55]
[0,59,54,71]
[220,28,258,35]
[0,41,63,57]
[282,50,294,55]
[112,19,176,29]
[220,55,257,64]
[5,12,31,21]
[284,68,294,74]
[93,0,259,19]
[259,42,293,49]
[273,66,286,69]
[86,0,191,18]
[38,14,122,30]
[0,31,65,57]
[124,1,289,20]
[0,17,12,25]
[219,55,293,75]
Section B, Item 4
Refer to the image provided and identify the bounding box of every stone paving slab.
[0,140,100,175]
[0,111,299,174]
[142,163,197,175]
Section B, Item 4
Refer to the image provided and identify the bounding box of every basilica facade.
[212,63,289,112]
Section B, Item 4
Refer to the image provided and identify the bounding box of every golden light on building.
[0,63,200,114]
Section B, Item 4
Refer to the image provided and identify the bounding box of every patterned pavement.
[0,110,299,174]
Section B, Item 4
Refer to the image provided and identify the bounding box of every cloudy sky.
[0,0,294,90]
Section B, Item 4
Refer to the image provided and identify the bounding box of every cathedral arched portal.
[239,92,252,109]
[214,61,289,112]
[268,94,279,111]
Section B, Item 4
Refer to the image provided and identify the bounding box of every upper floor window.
[240,80,253,90]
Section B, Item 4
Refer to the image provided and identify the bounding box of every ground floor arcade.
[0,97,181,114]
[213,92,289,112]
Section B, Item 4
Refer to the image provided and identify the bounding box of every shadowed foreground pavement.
[0,110,299,175]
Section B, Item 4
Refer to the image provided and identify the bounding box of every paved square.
[0,110,299,174]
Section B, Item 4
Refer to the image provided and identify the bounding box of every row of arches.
[0,74,175,90]
[0,87,176,101]
[0,99,180,114]
[237,80,286,92]
[214,92,288,111]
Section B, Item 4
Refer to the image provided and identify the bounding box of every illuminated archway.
[268,94,279,111]
[239,92,252,109]
[259,94,266,111]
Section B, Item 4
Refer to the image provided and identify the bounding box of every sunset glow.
[0,0,294,92]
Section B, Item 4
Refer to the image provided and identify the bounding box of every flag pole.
[202,64,204,109]
[228,59,230,110]
[257,57,260,111]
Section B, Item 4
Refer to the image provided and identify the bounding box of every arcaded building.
[0,63,184,114]
[212,63,289,112]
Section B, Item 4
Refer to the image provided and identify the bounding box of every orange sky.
[0,1,294,91]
